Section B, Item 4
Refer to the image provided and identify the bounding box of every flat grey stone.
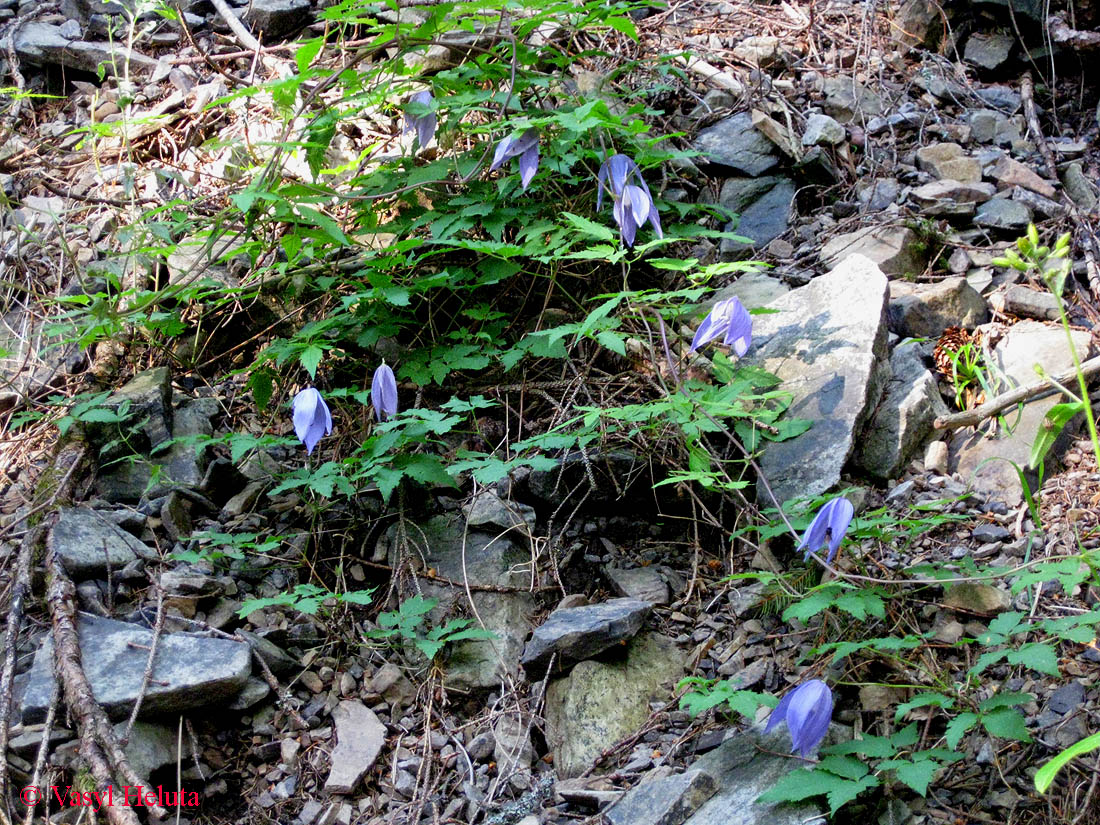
[462,490,536,535]
[116,721,179,780]
[888,277,989,337]
[324,701,385,794]
[13,22,157,73]
[974,84,1022,111]
[379,514,535,688]
[720,180,796,257]
[521,598,652,673]
[604,567,670,605]
[49,506,154,579]
[606,769,718,825]
[1048,682,1085,715]
[856,340,948,479]
[972,523,1011,543]
[681,725,826,825]
[545,633,683,777]
[964,32,1014,69]
[244,0,313,38]
[108,366,173,452]
[706,272,789,311]
[802,113,845,146]
[693,113,779,176]
[821,76,883,123]
[22,614,251,723]
[744,255,891,504]
[820,226,925,278]
[989,284,1060,320]
[942,582,1010,615]
[1062,163,1098,210]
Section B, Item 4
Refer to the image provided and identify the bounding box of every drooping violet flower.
[403,91,436,148]
[765,679,834,759]
[797,497,855,564]
[292,388,332,455]
[490,128,540,190]
[689,296,752,356]
[371,363,398,422]
[596,153,662,247]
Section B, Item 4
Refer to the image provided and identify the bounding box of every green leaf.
[560,211,615,242]
[296,37,324,72]
[887,758,940,796]
[1005,642,1060,677]
[824,734,895,759]
[895,692,955,723]
[1030,401,1083,469]
[299,344,324,378]
[979,691,1033,712]
[816,755,869,780]
[1035,731,1100,793]
[826,775,879,815]
[944,712,979,750]
[248,369,274,412]
[397,454,457,489]
[981,707,1032,742]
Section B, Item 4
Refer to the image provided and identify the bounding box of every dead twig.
[208,0,262,52]
[934,354,1100,431]
[45,538,168,820]
[0,442,84,818]
[120,581,166,744]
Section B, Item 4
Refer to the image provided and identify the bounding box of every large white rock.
[950,320,1093,505]
[744,255,891,505]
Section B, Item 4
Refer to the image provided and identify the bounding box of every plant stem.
[1054,295,1100,468]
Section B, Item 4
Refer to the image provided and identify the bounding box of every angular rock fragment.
[49,506,154,579]
[606,769,718,825]
[521,598,652,673]
[324,701,386,794]
[744,255,891,504]
[22,614,251,723]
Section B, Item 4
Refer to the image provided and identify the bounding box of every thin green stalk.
[1053,293,1100,468]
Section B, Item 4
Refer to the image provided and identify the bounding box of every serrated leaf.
[299,344,324,378]
[944,712,979,750]
[891,759,940,796]
[1005,642,1060,676]
[826,774,879,814]
[824,734,895,759]
[561,211,615,241]
[895,693,955,723]
[981,707,1032,742]
[979,691,1033,712]
[756,768,852,805]
[816,755,869,780]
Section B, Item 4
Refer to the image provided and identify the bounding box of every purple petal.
[722,299,752,357]
[372,364,398,422]
[490,133,517,171]
[518,144,539,190]
[607,154,635,195]
[689,312,720,353]
[798,497,854,562]
[625,185,651,225]
[292,388,332,455]
[647,201,663,239]
[765,689,794,734]
[417,113,436,148]
[784,681,833,758]
[511,128,539,156]
[825,497,855,563]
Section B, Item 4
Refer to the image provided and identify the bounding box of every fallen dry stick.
[45,546,168,822]
[934,353,1100,430]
